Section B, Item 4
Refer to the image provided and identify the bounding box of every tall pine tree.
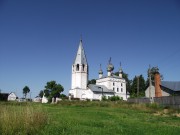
[131,75,146,97]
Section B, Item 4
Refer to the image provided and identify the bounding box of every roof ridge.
[73,39,88,65]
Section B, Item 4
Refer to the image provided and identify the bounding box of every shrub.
[99,102,110,107]
[102,96,107,101]
[102,96,122,101]
[71,98,80,101]
[109,96,122,101]
[147,103,159,109]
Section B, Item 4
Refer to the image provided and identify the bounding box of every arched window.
[117,88,119,92]
[76,64,79,71]
[82,64,85,71]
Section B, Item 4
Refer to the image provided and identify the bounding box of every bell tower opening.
[76,64,79,71]
[82,64,85,71]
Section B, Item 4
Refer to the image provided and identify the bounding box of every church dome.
[119,67,122,73]
[119,62,123,73]
[107,63,114,72]
[99,69,103,74]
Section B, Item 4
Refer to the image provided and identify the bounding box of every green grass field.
[1,101,180,135]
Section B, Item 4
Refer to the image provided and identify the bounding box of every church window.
[121,88,123,92]
[117,88,119,92]
[82,64,85,71]
[76,64,79,71]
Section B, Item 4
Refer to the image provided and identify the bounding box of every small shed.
[33,96,42,102]
[8,92,18,101]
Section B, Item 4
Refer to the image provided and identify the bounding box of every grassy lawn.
[41,102,180,135]
[1,101,180,135]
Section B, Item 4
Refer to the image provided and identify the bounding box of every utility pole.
[148,65,152,102]
[30,92,31,101]
[98,87,104,99]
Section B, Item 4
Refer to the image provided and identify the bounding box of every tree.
[44,89,50,97]
[44,81,64,101]
[131,75,146,97]
[60,94,67,98]
[23,86,30,99]
[39,90,44,98]
[146,66,163,86]
[88,79,96,85]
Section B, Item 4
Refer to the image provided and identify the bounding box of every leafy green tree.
[146,67,163,86]
[43,89,50,97]
[131,75,146,97]
[60,94,67,98]
[44,81,64,101]
[88,79,96,85]
[23,86,30,99]
[39,90,44,98]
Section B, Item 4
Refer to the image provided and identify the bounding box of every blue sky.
[0,0,180,98]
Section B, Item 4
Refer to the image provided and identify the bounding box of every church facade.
[69,39,129,100]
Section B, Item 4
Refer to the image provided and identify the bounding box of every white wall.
[96,77,127,100]
[162,90,170,96]
[42,96,48,103]
[115,93,129,101]
[69,89,93,99]
[71,64,88,89]
[8,93,17,101]
[145,86,170,98]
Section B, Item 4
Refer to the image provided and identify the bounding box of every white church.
[69,39,129,101]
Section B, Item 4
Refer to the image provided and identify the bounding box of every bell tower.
[71,39,88,90]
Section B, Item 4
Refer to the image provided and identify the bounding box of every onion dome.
[99,64,103,74]
[119,62,123,73]
[99,70,103,74]
[107,63,114,71]
[107,57,114,72]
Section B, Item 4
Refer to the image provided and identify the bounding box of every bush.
[109,96,121,101]
[71,98,80,101]
[102,96,122,101]
[151,103,158,109]
[99,102,110,107]
[102,96,107,101]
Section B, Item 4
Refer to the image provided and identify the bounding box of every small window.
[117,88,119,92]
[113,87,115,91]
[113,83,115,86]
[121,88,123,92]
[76,64,79,71]
[121,83,123,86]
